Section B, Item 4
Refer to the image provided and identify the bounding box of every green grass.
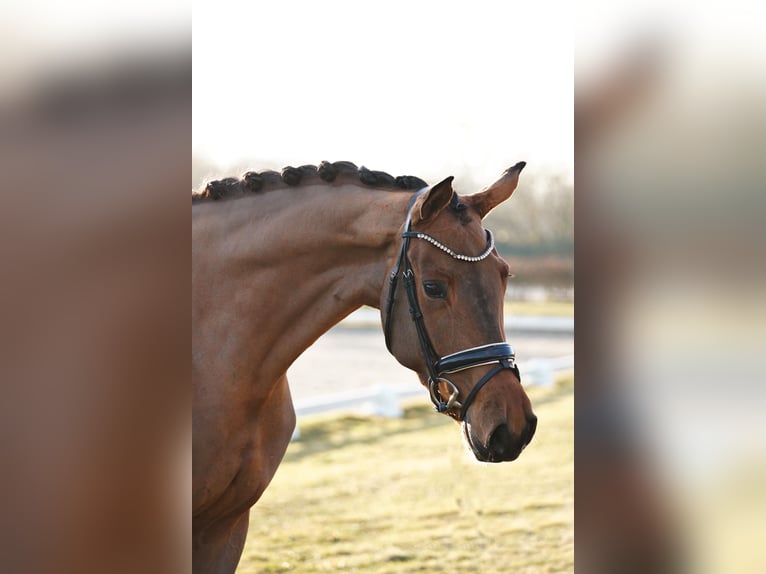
[242,376,573,573]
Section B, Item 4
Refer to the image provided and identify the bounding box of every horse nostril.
[488,424,513,459]
[487,419,536,462]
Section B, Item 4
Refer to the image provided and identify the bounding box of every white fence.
[341,308,574,333]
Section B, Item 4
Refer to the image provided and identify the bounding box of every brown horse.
[192,161,536,573]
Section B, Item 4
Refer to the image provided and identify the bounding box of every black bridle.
[383,187,521,421]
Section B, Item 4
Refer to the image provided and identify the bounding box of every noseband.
[383,187,521,421]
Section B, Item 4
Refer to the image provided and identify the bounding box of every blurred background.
[1,2,190,574]
[576,1,766,572]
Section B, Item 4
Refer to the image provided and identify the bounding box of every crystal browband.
[402,229,495,262]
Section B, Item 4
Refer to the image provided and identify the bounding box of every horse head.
[381,162,536,462]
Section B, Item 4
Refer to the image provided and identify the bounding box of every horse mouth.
[462,423,495,462]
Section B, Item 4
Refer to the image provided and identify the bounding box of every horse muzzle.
[466,414,537,462]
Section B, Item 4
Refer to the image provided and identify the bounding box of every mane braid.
[192,160,428,202]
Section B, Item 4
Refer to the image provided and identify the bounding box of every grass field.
[240,376,573,573]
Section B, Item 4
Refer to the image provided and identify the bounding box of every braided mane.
[192,161,428,204]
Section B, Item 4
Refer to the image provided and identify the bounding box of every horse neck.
[193,184,409,379]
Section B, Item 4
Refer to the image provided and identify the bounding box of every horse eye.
[423,280,447,299]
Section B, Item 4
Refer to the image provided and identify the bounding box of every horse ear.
[415,176,454,223]
[469,162,526,218]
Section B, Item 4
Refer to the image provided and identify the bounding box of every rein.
[383,187,521,421]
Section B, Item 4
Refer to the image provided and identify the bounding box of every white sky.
[193,1,572,186]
